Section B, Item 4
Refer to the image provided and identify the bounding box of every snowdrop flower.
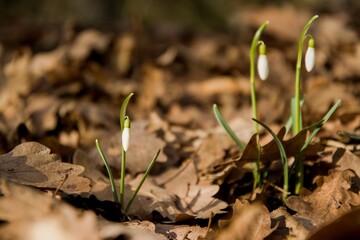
[257,43,269,80]
[305,38,315,72]
[122,116,131,152]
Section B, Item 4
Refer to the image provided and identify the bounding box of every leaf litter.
[0,3,360,240]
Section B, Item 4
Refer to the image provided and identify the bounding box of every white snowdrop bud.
[305,38,315,72]
[122,116,131,152]
[257,44,269,80]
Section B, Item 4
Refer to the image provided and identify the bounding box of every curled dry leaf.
[0,142,90,194]
[269,207,309,240]
[0,180,99,240]
[332,148,360,178]
[286,170,360,229]
[217,200,273,240]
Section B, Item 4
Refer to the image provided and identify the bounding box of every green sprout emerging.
[96,93,161,215]
[213,15,342,201]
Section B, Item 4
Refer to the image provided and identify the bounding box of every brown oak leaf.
[286,170,360,229]
[217,200,273,240]
[0,142,90,194]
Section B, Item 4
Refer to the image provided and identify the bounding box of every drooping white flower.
[305,38,315,72]
[257,43,269,80]
[122,117,131,152]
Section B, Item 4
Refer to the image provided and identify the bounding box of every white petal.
[257,54,269,80]
[305,47,315,72]
[122,128,130,152]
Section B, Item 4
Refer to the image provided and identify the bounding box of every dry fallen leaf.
[68,29,111,63]
[29,46,67,80]
[307,207,360,240]
[0,180,99,240]
[217,200,273,240]
[155,223,208,240]
[156,159,198,198]
[305,76,359,119]
[269,207,309,240]
[123,160,227,221]
[158,160,228,219]
[234,127,322,170]
[24,94,61,136]
[178,183,228,220]
[127,175,181,220]
[187,76,244,98]
[99,220,167,240]
[195,133,234,172]
[286,169,360,229]
[236,5,311,42]
[332,148,360,177]
[137,64,167,116]
[0,141,90,194]
[113,33,136,75]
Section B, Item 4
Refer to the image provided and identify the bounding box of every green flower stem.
[249,21,268,190]
[294,153,303,194]
[96,139,119,203]
[119,93,134,209]
[293,15,318,195]
[250,21,269,134]
[293,15,319,135]
[120,148,126,207]
[125,148,161,214]
[294,100,341,194]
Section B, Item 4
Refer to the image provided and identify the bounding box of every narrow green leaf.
[338,132,360,140]
[213,104,245,151]
[96,139,119,203]
[252,118,289,200]
[125,148,161,214]
[301,100,341,152]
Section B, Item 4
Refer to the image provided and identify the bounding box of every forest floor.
[0,4,360,240]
